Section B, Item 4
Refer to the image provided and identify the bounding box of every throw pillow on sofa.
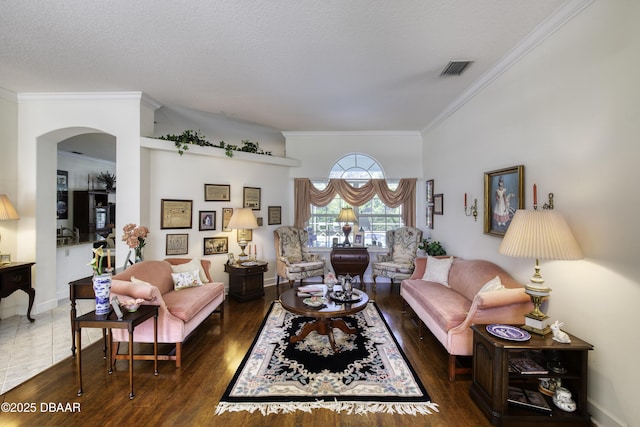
[170,257,210,283]
[422,256,454,287]
[478,275,505,293]
[171,270,204,291]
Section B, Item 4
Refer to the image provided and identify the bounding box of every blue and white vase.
[92,273,112,315]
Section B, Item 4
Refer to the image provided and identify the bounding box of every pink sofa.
[400,256,532,380]
[110,258,225,367]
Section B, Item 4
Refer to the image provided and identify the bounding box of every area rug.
[215,301,439,416]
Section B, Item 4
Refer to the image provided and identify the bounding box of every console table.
[75,304,158,399]
[470,324,593,426]
[330,246,369,284]
[225,261,268,301]
[0,262,36,322]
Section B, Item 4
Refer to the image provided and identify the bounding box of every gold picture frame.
[160,199,193,229]
[484,165,525,237]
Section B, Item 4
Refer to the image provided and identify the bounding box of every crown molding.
[422,0,595,134]
[0,87,18,102]
[17,91,145,104]
[282,130,422,138]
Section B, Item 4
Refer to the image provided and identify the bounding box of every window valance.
[294,178,417,228]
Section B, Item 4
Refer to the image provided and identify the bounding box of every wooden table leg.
[108,329,113,374]
[76,324,83,396]
[153,313,158,376]
[70,299,77,357]
[128,330,134,399]
[25,288,35,322]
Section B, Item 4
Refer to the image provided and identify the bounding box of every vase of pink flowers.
[122,223,149,265]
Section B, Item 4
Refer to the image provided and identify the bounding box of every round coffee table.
[279,287,369,353]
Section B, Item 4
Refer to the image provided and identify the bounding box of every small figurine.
[550,321,571,343]
[553,387,577,412]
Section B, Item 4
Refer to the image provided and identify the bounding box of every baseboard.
[588,399,628,427]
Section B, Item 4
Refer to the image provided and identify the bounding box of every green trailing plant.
[418,238,447,256]
[158,130,272,158]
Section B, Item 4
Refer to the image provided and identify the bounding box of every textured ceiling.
[1,0,575,134]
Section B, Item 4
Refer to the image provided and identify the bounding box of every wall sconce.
[533,184,554,211]
[464,193,478,221]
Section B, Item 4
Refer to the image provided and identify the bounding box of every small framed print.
[222,208,233,232]
[204,237,228,255]
[199,210,216,231]
[166,234,188,256]
[204,184,230,202]
[243,187,261,210]
[161,199,193,229]
[227,253,235,265]
[238,229,253,242]
[426,179,434,229]
[484,165,525,237]
[0,253,11,265]
[353,232,365,247]
[256,217,263,226]
[268,206,281,225]
[434,194,444,215]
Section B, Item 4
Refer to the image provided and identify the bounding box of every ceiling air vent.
[440,60,473,76]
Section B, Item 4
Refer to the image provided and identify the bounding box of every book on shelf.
[509,357,549,375]
[508,386,552,413]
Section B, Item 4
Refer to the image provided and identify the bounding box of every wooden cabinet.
[225,261,268,302]
[73,190,115,238]
[0,262,36,322]
[330,246,370,283]
[470,324,593,426]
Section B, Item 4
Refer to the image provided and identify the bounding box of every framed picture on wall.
[434,194,444,215]
[199,210,216,231]
[484,165,524,237]
[204,237,228,255]
[222,208,233,232]
[243,187,261,210]
[238,229,252,242]
[426,179,434,229]
[56,170,69,219]
[204,184,230,202]
[166,234,188,255]
[160,199,193,229]
[268,206,281,225]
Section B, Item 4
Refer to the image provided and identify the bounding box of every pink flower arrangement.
[122,224,149,260]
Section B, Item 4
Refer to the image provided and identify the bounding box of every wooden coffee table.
[279,287,369,353]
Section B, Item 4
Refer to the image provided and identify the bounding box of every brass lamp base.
[522,313,551,335]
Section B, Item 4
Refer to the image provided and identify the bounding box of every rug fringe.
[215,400,439,416]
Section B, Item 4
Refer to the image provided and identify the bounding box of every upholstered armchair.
[372,226,423,290]
[274,226,325,296]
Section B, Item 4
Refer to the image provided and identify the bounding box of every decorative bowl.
[122,298,144,312]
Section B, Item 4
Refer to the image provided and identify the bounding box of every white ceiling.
[2,0,582,138]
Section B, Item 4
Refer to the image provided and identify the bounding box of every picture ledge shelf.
[140,137,300,167]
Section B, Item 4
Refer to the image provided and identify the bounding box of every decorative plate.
[486,324,531,341]
[330,290,362,303]
[303,297,327,307]
[241,261,258,266]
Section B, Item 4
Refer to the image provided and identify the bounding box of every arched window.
[307,153,402,248]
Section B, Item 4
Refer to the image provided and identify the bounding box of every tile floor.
[0,299,103,394]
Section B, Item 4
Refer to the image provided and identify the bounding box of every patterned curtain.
[294,178,417,228]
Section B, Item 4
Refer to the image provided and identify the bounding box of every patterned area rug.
[215,301,439,415]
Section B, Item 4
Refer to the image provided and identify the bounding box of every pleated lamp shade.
[227,208,258,230]
[0,194,20,221]
[499,210,583,261]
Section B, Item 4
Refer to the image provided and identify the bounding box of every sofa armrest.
[474,287,531,310]
[376,253,393,262]
[111,279,167,308]
[409,257,427,279]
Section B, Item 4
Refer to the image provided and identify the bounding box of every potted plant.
[418,238,447,256]
[96,171,116,191]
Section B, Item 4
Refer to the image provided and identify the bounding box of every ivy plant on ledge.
[158,130,272,158]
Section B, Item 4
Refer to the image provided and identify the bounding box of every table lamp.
[336,207,357,246]
[227,208,258,259]
[0,194,20,264]
[499,209,583,335]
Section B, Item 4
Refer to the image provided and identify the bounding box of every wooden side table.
[75,304,158,399]
[69,274,104,357]
[470,324,593,426]
[225,261,268,301]
[0,262,36,322]
[330,246,370,284]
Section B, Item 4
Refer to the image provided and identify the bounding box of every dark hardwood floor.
[1,282,492,426]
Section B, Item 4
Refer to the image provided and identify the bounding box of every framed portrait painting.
[199,210,216,231]
[484,165,524,237]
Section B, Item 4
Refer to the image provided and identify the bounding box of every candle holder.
[464,198,478,221]
[534,193,554,211]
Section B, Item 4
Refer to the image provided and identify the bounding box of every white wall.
[0,91,19,260]
[422,1,638,425]
[145,145,291,289]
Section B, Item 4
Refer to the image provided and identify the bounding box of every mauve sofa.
[110,258,224,367]
[400,256,532,380]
